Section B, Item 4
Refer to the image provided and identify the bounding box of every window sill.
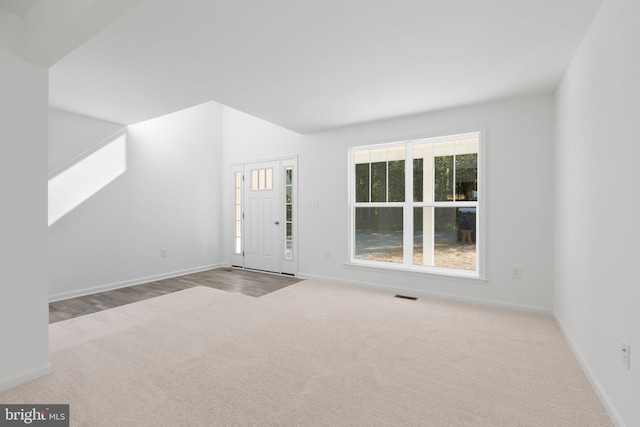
[343,261,488,285]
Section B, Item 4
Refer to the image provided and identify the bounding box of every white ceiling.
[48,0,603,134]
[0,0,37,17]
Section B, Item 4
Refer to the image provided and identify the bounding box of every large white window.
[349,132,482,277]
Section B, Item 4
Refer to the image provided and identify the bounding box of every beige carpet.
[0,281,611,426]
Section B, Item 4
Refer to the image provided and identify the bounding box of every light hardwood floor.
[49,268,303,324]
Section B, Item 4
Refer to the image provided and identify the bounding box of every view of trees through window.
[352,134,479,273]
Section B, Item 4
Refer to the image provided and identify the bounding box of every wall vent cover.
[394,294,418,301]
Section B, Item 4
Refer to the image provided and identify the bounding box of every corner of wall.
[553,312,624,427]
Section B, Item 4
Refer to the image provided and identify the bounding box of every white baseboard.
[298,272,553,315]
[49,263,224,302]
[554,313,624,427]
[0,362,52,393]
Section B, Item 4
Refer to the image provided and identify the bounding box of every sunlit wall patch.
[48,134,127,226]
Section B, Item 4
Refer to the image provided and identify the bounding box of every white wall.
[49,109,124,172]
[221,106,303,268]
[222,106,303,163]
[223,95,556,312]
[555,0,640,425]
[0,45,51,391]
[49,102,224,300]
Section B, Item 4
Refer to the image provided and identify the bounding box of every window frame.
[347,131,485,281]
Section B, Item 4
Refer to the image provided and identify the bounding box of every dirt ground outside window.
[355,232,476,271]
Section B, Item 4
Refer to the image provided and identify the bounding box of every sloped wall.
[48,102,224,300]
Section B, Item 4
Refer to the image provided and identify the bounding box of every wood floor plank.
[49,268,302,324]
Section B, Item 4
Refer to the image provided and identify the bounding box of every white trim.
[228,265,299,278]
[298,272,551,315]
[350,132,480,152]
[232,156,298,276]
[230,154,299,169]
[281,157,298,275]
[49,263,223,302]
[345,127,488,154]
[477,127,487,280]
[403,143,414,269]
[231,164,244,268]
[352,202,406,208]
[343,261,487,284]
[554,313,624,427]
[0,362,53,393]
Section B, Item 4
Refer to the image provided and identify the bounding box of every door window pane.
[266,168,273,190]
[233,171,242,254]
[251,170,258,190]
[286,168,293,185]
[284,166,294,260]
[251,168,273,191]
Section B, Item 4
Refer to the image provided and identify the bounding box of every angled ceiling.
[48,0,603,133]
[0,0,37,17]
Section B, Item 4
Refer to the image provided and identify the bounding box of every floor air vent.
[394,294,418,301]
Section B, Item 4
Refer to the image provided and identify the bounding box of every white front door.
[243,160,281,272]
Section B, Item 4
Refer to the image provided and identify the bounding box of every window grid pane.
[434,154,454,201]
[354,146,405,204]
[251,168,273,191]
[284,167,293,261]
[355,163,370,203]
[371,162,387,202]
[388,159,405,202]
[234,171,242,254]
[266,168,273,190]
[455,154,477,201]
[251,170,258,190]
[354,207,403,264]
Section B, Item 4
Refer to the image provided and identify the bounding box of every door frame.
[230,155,298,275]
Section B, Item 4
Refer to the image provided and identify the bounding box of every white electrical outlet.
[161,248,167,258]
[512,267,522,279]
[323,251,330,259]
[622,341,630,370]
